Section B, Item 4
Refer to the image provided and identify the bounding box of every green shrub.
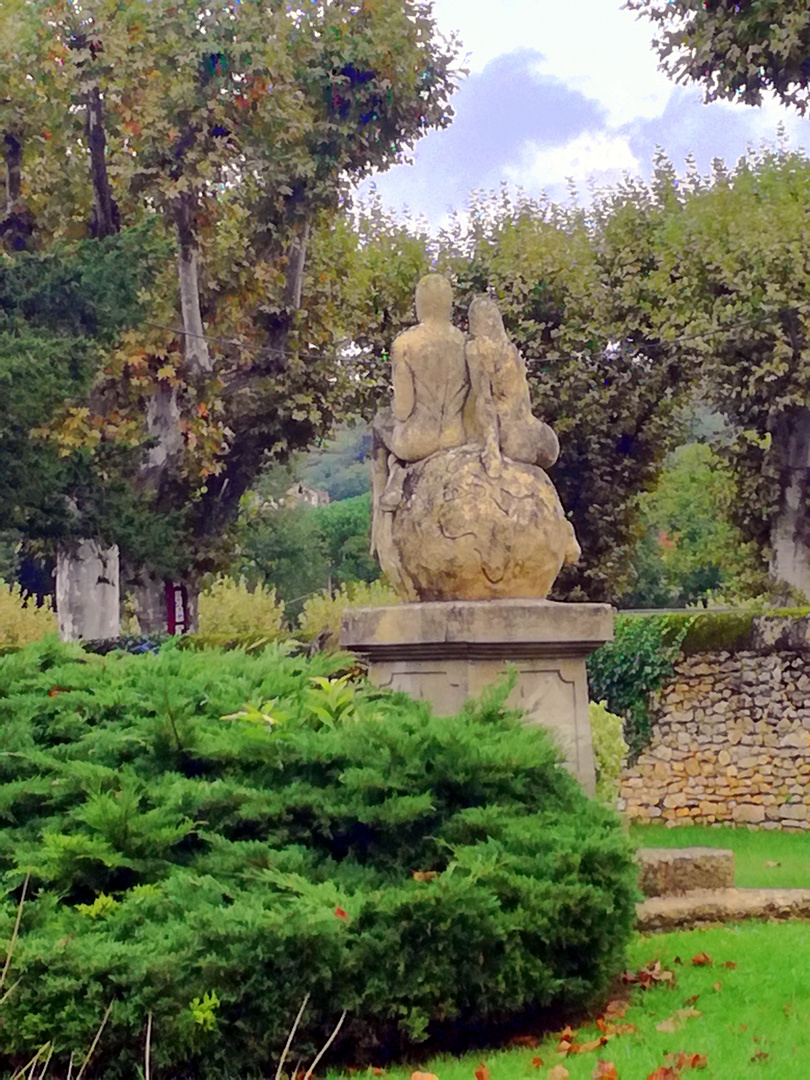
[298,578,400,650]
[0,640,636,1079]
[198,575,285,637]
[587,614,689,758]
[589,700,628,805]
[0,581,56,646]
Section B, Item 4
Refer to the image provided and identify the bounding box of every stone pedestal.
[340,599,613,795]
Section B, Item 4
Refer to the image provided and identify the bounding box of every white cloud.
[505,131,641,194]
[433,0,674,126]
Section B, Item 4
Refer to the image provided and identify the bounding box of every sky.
[358,0,810,227]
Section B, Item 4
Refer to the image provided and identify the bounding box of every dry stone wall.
[618,646,810,829]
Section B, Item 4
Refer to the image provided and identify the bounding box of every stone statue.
[371,278,579,601]
[466,296,560,477]
[370,274,468,570]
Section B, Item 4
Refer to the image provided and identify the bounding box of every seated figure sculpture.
[371,274,468,559]
[372,277,579,601]
[466,295,560,477]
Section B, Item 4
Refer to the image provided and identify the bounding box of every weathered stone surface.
[636,847,735,897]
[637,887,810,931]
[732,803,766,824]
[341,598,612,796]
[376,446,579,601]
[370,279,579,602]
[619,643,810,830]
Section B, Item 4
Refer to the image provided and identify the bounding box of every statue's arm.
[391,341,416,422]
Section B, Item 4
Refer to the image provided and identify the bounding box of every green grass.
[629,823,810,889]
[325,921,810,1079]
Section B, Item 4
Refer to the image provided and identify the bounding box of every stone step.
[637,887,810,931]
[637,846,735,898]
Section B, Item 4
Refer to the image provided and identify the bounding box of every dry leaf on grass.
[623,960,675,988]
[531,1057,544,1069]
[410,1073,439,1080]
[763,861,780,868]
[664,1051,708,1070]
[691,953,712,967]
[722,961,737,970]
[592,1062,619,1080]
[474,1065,489,1080]
[547,1066,569,1080]
[655,1007,702,1034]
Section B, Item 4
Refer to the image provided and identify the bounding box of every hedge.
[0,640,637,1078]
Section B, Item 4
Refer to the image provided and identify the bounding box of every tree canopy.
[0,0,461,622]
[626,0,810,114]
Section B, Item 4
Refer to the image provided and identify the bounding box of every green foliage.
[0,641,636,1078]
[299,425,372,501]
[236,493,379,611]
[619,442,766,609]
[298,579,400,651]
[197,576,285,637]
[587,615,689,758]
[589,701,628,806]
[0,582,56,646]
[0,222,171,546]
[628,0,810,113]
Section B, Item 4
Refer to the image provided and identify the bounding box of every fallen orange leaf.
[531,1057,544,1069]
[334,906,349,921]
[547,1066,569,1080]
[712,981,722,992]
[474,1065,489,1080]
[723,961,737,970]
[691,952,713,967]
[646,1069,679,1080]
[410,1073,439,1080]
[576,1037,609,1054]
[592,1063,618,1080]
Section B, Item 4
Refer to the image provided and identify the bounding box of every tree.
[617,441,765,609]
[626,0,810,114]
[0,0,460,634]
[627,0,810,599]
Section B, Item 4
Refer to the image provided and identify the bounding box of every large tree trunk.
[56,540,120,641]
[3,131,21,211]
[1,132,35,252]
[770,406,810,600]
[175,191,212,375]
[86,86,119,238]
[58,86,124,638]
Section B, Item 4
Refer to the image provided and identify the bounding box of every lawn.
[325,920,810,1079]
[629,823,810,889]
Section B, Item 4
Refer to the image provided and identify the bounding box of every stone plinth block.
[637,847,735,898]
[340,599,613,795]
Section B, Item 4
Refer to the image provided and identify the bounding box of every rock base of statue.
[374,445,580,602]
[340,599,613,795]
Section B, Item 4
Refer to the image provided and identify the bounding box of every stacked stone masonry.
[618,649,810,830]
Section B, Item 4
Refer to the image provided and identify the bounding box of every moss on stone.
[619,608,810,657]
